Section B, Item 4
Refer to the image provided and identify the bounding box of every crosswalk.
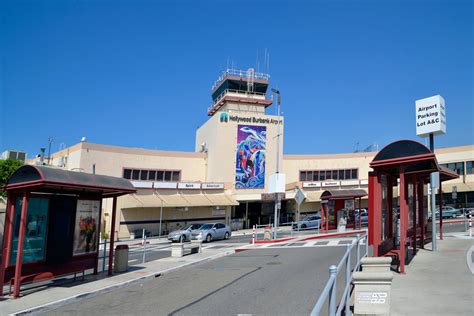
[250,238,365,249]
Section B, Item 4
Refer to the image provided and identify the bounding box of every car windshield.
[181,225,194,230]
[199,224,214,230]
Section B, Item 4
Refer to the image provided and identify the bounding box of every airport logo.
[220,112,229,123]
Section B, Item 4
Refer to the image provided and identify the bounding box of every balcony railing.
[212,68,270,90]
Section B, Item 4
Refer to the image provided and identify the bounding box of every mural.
[235,125,266,188]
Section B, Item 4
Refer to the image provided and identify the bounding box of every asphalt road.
[47,246,359,316]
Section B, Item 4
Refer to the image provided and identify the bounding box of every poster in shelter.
[73,200,100,256]
[235,124,266,189]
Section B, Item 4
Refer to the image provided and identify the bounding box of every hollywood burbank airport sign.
[415,95,446,137]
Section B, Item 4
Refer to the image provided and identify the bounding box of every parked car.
[429,206,462,220]
[168,224,202,243]
[292,215,321,230]
[191,223,231,242]
[354,208,369,226]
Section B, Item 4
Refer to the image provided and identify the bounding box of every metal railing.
[212,69,270,89]
[310,233,369,316]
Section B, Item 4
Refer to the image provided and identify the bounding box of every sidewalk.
[390,235,474,316]
[0,245,238,316]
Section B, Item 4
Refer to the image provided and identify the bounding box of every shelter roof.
[5,165,136,198]
[321,189,367,200]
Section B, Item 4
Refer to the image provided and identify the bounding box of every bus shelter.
[0,165,135,298]
[320,189,367,232]
[368,140,458,273]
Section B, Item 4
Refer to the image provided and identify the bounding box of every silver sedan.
[191,223,231,242]
[168,224,202,243]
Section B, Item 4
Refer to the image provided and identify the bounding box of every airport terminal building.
[49,69,474,239]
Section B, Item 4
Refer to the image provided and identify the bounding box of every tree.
[0,159,24,198]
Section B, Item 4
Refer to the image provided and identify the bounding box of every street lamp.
[271,88,281,239]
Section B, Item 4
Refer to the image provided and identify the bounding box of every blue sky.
[1,0,472,157]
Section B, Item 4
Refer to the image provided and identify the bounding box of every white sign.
[154,182,178,189]
[295,188,306,205]
[268,173,286,193]
[322,181,340,187]
[302,181,321,188]
[131,181,153,188]
[415,95,446,137]
[202,183,224,190]
[178,182,201,189]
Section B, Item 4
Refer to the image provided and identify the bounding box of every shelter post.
[399,169,408,274]
[358,198,362,230]
[0,195,15,296]
[412,175,417,254]
[108,196,118,276]
[368,171,381,255]
[13,192,30,298]
[418,178,425,249]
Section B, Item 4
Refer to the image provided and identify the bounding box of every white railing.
[212,69,270,89]
[310,233,369,316]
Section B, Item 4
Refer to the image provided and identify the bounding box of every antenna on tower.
[256,49,259,73]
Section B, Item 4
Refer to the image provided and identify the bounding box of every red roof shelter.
[368,140,458,273]
[320,189,367,232]
[0,165,136,298]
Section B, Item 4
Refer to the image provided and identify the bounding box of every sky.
[1,0,473,157]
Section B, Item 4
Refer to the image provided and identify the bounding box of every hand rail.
[310,233,368,316]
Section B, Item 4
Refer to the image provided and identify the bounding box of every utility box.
[353,271,393,316]
[114,244,129,273]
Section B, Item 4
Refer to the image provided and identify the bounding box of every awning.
[305,191,322,202]
[321,189,367,200]
[5,165,136,198]
[119,192,238,209]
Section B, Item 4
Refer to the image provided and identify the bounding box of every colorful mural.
[235,125,266,188]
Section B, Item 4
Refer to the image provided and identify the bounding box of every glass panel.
[447,163,455,171]
[164,171,172,181]
[156,171,164,181]
[299,171,306,181]
[132,170,140,180]
[332,170,338,180]
[312,171,319,181]
[339,170,345,180]
[319,171,326,181]
[326,170,332,180]
[140,170,148,180]
[455,162,464,175]
[149,170,156,181]
[10,197,49,265]
[171,171,180,182]
[467,161,473,174]
[381,175,388,240]
[123,169,132,179]
[352,169,358,179]
[345,169,351,179]
[408,183,414,228]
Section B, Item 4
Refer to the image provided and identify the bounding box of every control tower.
[207,68,273,116]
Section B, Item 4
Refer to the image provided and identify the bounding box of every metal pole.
[142,232,147,264]
[356,234,361,266]
[297,202,300,233]
[273,89,281,240]
[102,240,107,272]
[429,133,437,251]
[345,244,351,316]
[47,137,53,165]
[159,199,163,239]
[328,265,337,316]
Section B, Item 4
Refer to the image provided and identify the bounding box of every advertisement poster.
[10,197,49,265]
[235,124,266,189]
[73,200,100,256]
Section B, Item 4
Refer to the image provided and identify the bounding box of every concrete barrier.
[361,257,392,272]
[353,271,393,316]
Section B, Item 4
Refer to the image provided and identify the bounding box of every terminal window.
[440,161,466,175]
[123,168,181,182]
[299,169,358,181]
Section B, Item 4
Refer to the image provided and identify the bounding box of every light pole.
[271,88,281,239]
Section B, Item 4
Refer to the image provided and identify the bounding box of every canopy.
[320,189,367,200]
[120,192,238,209]
[5,165,136,197]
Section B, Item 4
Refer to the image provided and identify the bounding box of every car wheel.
[178,235,184,243]
[301,224,307,229]
[224,232,229,240]
[206,234,212,243]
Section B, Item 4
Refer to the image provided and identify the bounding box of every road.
[47,243,360,316]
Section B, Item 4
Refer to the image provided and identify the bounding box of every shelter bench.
[171,240,202,258]
[8,263,86,296]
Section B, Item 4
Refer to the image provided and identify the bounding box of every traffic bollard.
[252,225,256,245]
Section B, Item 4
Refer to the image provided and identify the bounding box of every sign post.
[295,188,306,232]
[416,95,446,252]
[430,172,440,251]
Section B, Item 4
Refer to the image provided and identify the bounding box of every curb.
[11,250,235,316]
[250,237,295,244]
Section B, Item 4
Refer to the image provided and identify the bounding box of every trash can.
[114,244,129,273]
